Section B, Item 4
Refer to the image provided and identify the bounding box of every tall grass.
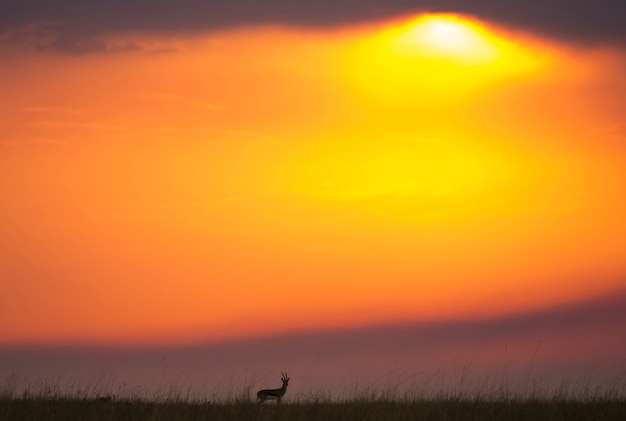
[1,394,625,421]
[1,370,625,421]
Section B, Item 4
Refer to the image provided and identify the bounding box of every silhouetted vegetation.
[1,395,626,421]
[2,382,626,421]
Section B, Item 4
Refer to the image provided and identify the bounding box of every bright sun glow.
[324,15,551,211]
[391,16,500,63]
[346,14,546,100]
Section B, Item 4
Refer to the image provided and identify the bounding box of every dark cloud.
[0,21,144,54]
[1,1,625,53]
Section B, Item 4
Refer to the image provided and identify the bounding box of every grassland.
[2,394,625,420]
[1,396,625,421]
[2,369,625,420]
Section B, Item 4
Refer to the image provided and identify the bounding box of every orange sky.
[1,14,626,345]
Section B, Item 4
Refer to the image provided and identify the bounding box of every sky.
[1,1,625,398]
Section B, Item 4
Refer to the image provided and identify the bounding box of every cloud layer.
[2,0,625,53]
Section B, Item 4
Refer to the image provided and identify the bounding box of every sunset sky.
[1,0,625,397]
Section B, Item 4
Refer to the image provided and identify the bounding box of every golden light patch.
[345,14,547,100]
[390,16,499,64]
[289,133,544,226]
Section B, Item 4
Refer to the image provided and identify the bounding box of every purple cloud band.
[1,0,625,53]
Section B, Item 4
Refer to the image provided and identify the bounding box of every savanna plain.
[2,374,625,421]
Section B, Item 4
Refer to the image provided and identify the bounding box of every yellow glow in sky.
[391,15,500,62]
[347,15,547,102]
[0,14,625,345]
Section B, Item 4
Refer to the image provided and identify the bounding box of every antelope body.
[256,372,290,403]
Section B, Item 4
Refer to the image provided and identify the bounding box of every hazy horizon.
[2,289,625,399]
